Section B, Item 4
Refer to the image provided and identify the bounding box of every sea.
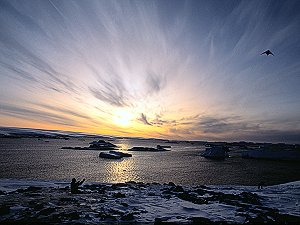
[1,137,300,186]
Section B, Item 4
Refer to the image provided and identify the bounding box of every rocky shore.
[0,179,299,224]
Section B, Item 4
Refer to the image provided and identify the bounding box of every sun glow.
[112,110,134,127]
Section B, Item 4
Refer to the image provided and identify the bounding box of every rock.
[0,190,6,195]
[111,183,127,189]
[32,203,44,211]
[97,212,117,221]
[121,202,129,207]
[121,212,135,221]
[195,188,207,196]
[240,192,261,205]
[154,217,179,225]
[62,211,80,220]
[16,186,42,193]
[59,197,75,202]
[177,192,208,204]
[168,182,176,187]
[189,217,216,224]
[26,186,43,192]
[0,205,10,215]
[113,192,126,198]
[38,207,56,216]
[148,192,156,196]
[172,185,184,192]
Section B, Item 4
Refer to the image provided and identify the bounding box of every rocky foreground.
[0,179,299,224]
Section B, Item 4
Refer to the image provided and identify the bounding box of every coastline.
[1,178,299,224]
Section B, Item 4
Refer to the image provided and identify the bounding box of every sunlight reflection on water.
[106,158,138,183]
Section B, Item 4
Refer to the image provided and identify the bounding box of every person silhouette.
[258,181,265,189]
[70,178,85,194]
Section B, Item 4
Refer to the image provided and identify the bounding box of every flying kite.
[261,50,274,56]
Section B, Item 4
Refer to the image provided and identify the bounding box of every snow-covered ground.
[0,179,299,224]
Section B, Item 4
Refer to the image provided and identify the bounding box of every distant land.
[1,126,299,146]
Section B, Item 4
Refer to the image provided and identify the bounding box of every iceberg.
[200,146,229,159]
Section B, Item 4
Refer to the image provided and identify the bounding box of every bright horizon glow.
[0,0,300,143]
[112,110,134,127]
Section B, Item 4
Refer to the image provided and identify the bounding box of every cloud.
[32,102,93,121]
[195,116,257,134]
[146,71,166,95]
[0,103,78,127]
[152,115,176,127]
[89,77,130,107]
[138,113,152,126]
[240,130,300,144]
[0,35,78,94]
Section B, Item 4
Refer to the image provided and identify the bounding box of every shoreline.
[1,179,299,224]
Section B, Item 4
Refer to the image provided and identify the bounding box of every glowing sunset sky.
[0,0,299,143]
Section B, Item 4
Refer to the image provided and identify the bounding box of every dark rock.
[195,188,207,196]
[177,192,208,204]
[126,181,137,184]
[38,207,56,216]
[172,185,184,192]
[0,205,10,215]
[26,186,43,192]
[17,186,42,193]
[0,190,6,195]
[59,197,75,202]
[97,212,117,221]
[168,182,176,187]
[113,192,126,198]
[31,203,44,211]
[240,192,261,205]
[111,183,127,189]
[189,217,217,224]
[121,202,129,207]
[121,212,135,221]
[62,211,80,220]
[148,192,156,196]
[154,217,180,225]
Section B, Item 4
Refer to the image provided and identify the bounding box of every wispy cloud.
[0,0,299,142]
[146,71,166,95]
[0,103,78,127]
[138,113,152,126]
[90,78,130,107]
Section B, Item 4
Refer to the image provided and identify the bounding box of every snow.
[0,179,299,224]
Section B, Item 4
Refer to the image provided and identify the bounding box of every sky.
[0,0,300,143]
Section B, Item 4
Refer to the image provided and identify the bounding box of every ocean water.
[0,137,300,186]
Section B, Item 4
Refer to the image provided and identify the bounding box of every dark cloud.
[195,116,259,134]
[138,113,152,126]
[152,116,177,127]
[146,72,166,95]
[137,113,177,127]
[89,83,129,107]
[0,61,38,83]
[242,130,300,144]
[88,64,132,107]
